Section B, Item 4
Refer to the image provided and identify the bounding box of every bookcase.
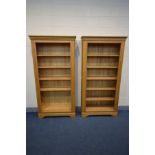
[81,36,126,117]
[30,36,76,118]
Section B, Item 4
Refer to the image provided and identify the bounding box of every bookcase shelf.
[87,66,118,69]
[37,54,70,57]
[87,54,119,57]
[87,77,117,80]
[39,77,71,81]
[38,66,70,69]
[86,97,115,101]
[86,87,116,91]
[30,36,76,118]
[40,88,71,92]
[82,36,126,117]
[86,107,115,112]
[41,102,71,113]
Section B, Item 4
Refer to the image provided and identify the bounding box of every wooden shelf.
[38,66,70,69]
[40,88,71,91]
[87,77,117,80]
[37,54,70,57]
[87,66,118,69]
[86,97,115,101]
[39,77,71,81]
[87,55,119,57]
[87,87,116,91]
[41,102,71,113]
[86,106,115,112]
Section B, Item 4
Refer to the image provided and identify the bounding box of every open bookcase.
[81,36,126,117]
[30,36,76,118]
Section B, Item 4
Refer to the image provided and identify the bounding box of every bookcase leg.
[38,113,44,118]
[112,113,118,117]
[81,113,88,118]
[70,113,76,118]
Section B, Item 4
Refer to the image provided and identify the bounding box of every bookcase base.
[81,111,118,117]
[38,112,75,118]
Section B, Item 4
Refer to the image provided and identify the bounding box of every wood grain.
[30,36,76,117]
[81,36,126,117]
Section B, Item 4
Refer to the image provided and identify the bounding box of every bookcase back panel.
[87,57,119,66]
[88,43,120,56]
[86,101,114,107]
[36,43,70,56]
[38,57,70,66]
[87,68,117,77]
[41,91,71,104]
[87,80,116,88]
[39,68,70,77]
[87,90,115,97]
[41,91,71,113]
[40,80,70,88]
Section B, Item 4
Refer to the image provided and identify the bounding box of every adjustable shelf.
[38,66,70,69]
[86,97,115,101]
[37,54,70,57]
[87,54,120,57]
[86,87,116,91]
[87,77,117,80]
[30,36,76,118]
[86,107,115,112]
[82,36,126,117]
[87,66,118,69]
[40,88,71,92]
[39,77,71,80]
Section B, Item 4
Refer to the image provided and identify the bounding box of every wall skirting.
[26,106,129,112]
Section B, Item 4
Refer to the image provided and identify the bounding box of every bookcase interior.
[82,39,125,116]
[88,43,120,56]
[37,43,70,56]
[87,68,117,77]
[40,80,70,88]
[40,91,71,113]
[35,42,72,114]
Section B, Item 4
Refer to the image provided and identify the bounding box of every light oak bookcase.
[30,36,76,118]
[81,36,127,117]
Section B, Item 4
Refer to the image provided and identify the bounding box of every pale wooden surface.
[41,102,71,113]
[40,88,71,91]
[30,36,76,117]
[39,77,71,80]
[81,41,88,113]
[81,36,126,117]
[31,40,42,112]
[86,106,115,112]
[114,40,126,111]
[70,41,76,112]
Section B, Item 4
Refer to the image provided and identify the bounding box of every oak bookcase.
[30,36,76,118]
[81,36,127,117]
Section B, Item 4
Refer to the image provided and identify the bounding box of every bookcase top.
[82,36,127,41]
[29,35,76,40]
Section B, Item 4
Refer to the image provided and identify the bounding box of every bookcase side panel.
[70,41,76,113]
[81,41,88,113]
[31,40,42,111]
[114,40,126,110]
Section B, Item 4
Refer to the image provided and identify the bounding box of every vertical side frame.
[70,40,75,114]
[114,40,126,111]
[81,41,88,113]
[31,40,42,112]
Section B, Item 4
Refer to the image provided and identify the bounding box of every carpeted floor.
[26,110,129,155]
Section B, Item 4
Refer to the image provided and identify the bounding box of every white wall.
[26,0,129,107]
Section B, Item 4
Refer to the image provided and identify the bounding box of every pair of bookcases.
[30,36,126,118]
